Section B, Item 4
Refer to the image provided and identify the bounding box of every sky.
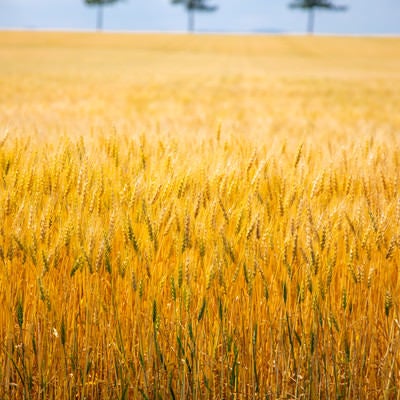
[0,0,399,35]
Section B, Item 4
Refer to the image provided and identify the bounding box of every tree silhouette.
[289,0,347,34]
[85,0,124,31]
[172,0,218,32]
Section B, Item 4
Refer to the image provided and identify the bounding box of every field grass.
[1,31,400,399]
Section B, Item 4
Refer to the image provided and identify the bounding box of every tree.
[85,0,124,31]
[289,0,347,34]
[172,0,218,33]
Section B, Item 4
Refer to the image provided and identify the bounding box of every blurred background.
[0,0,399,35]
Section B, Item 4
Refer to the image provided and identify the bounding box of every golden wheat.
[0,31,400,399]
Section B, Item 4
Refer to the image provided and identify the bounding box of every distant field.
[1,31,400,399]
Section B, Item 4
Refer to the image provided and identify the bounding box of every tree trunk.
[307,7,315,34]
[97,4,103,31]
[188,8,195,33]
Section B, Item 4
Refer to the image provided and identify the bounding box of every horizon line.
[1,27,400,38]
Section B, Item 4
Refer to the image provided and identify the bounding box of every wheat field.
[1,31,400,399]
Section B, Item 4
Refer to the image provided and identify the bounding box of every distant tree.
[85,0,124,31]
[172,0,218,33]
[289,0,347,34]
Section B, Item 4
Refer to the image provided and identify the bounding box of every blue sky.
[1,0,399,35]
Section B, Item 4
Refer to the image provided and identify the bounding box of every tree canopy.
[85,0,120,4]
[84,0,124,31]
[289,0,347,33]
[172,0,218,32]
